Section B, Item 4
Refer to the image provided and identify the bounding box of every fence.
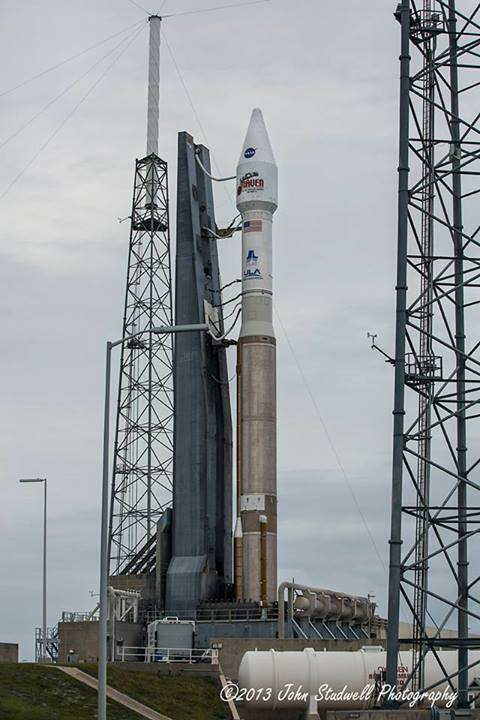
[118,646,219,664]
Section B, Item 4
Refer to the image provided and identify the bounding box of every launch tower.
[386,0,480,705]
[108,16,174,581]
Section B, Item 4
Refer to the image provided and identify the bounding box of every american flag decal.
[244,220,263,233]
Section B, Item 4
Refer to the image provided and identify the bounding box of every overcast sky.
[0,0,401,660]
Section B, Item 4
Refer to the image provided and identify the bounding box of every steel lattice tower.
[108,16,173,575]
[386,0,480,705]
[411,0,436,690]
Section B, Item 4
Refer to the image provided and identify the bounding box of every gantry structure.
[387,0,480,705]
[108,16,174,576]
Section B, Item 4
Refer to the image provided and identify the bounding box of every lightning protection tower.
[386,0,480,706]
[108,16,174,581]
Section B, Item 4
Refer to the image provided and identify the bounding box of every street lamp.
[19,477,47,662]
[98,323,208,720]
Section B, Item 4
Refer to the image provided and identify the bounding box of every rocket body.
[236,109,278,603]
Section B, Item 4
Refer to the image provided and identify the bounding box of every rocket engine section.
[235,108,278,604]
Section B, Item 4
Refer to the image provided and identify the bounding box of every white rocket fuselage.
[236,109,278,603]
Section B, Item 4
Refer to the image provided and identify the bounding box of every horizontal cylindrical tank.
[293,589,372,624]
[238,647,479,710]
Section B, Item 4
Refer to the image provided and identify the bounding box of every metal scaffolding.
[386,0,480,705]
[108,152,173,575]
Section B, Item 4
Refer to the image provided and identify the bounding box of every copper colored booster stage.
[235,108,278,603]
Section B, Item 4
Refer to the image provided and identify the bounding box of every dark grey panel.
[166,132,233,614]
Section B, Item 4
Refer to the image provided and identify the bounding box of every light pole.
[98,323,208,720]
[19,477,47,662]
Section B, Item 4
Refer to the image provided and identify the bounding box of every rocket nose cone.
[238,107,276,167]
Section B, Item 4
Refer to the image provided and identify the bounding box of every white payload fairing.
[235,108,278,603]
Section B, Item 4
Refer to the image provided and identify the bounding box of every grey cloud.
[0,0,417,659]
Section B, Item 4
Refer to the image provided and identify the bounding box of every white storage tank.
[237,647,480,710]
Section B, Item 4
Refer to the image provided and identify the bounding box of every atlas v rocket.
[235,109,278,603]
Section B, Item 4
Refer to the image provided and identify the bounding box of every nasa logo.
[244,147,256,159]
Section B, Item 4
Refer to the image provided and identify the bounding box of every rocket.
[235,108,278,603]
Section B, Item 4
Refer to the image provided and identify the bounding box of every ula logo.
[246,249,258,264]
[244,268,263,279]
[244,147,256,159]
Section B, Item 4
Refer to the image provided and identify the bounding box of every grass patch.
[82,664,229,720]
[0,663,138,720]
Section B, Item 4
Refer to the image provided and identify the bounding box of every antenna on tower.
[146,15,161,156]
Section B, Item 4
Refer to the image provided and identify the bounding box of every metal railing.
[195,607,278,622]
[61,610,99,623]
[35,626,59,663]
[118,646,219,664]
[144,607,279,623]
